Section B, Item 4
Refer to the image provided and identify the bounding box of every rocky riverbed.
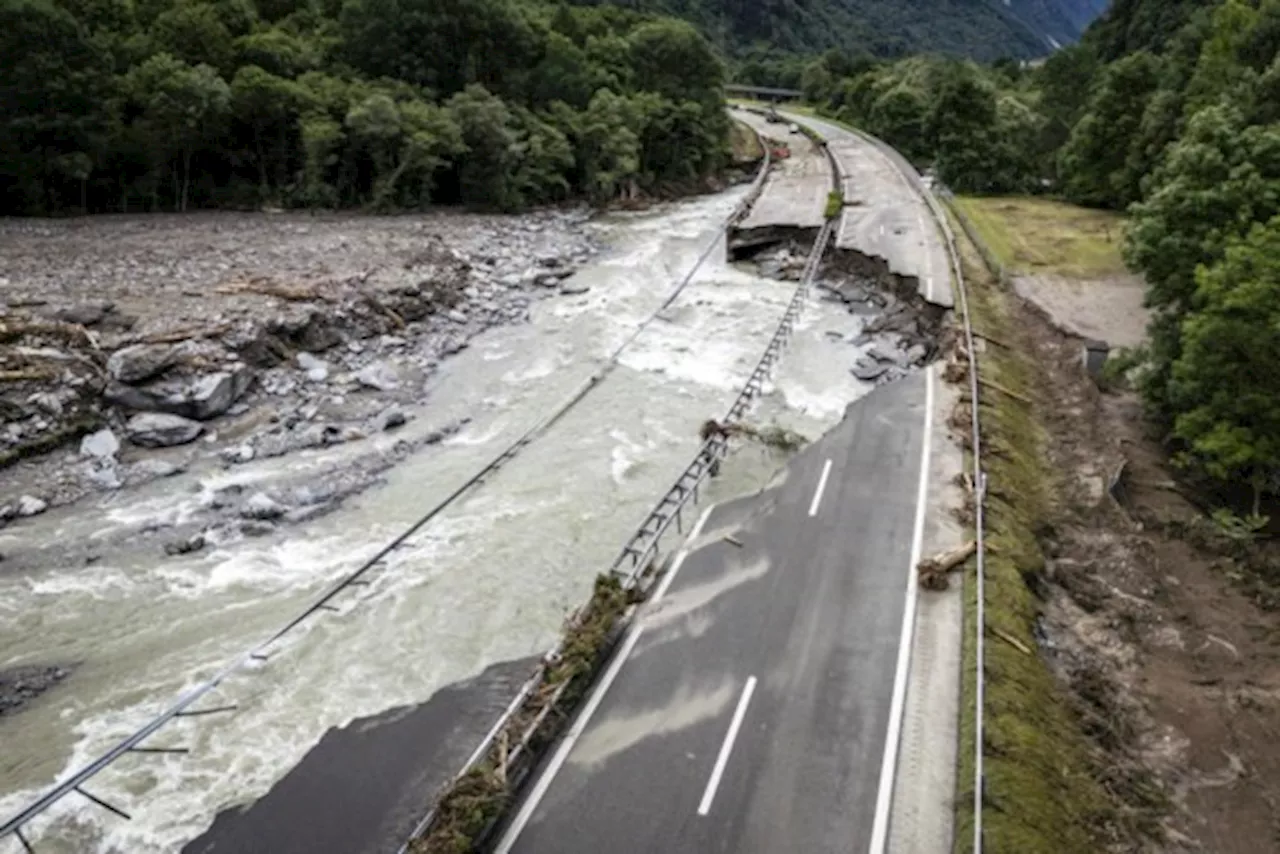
[0,210,599,539]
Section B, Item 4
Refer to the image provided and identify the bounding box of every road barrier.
[399,120,841,853]
[0,129,775,853]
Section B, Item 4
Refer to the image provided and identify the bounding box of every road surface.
[731,109,830,231]
[793,114,954,310]
[494,369,935,854]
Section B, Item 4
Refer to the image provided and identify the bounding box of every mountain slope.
[572,0,1111,59]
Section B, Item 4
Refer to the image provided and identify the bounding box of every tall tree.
[0,0,111,212]
[1057,50,1163,208]
[126,53,231,211]
[1169,216,1280,513]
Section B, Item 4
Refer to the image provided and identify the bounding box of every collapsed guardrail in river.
[400,118,839,854]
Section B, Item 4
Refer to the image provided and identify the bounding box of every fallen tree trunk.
[917,539,977,590]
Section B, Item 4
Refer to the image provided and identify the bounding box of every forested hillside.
[572,0,1107,62]
[0,0,731,215]
[804,0,1280,509]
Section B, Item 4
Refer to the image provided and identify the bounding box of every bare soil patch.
[1014,273,1149,350]
[1006,283,1280,853]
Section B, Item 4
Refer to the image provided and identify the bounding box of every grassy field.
[952,196,1127,278]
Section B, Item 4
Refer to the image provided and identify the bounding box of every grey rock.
[105,366,254,420]
[905,343,928,366]
[241,520,277,537]
[132,459,184,478]
[296,352,329,382]
[446,309,469,324]
[284,502,335,525]
[378,408,407,431]
[356,361,398,391]
[558,282,590,296]
[851,358,889,382]
[87,463,122,490]
[126,412,204,447]
[16,495,47,517]
[241,492,285,521]
[108,344,176,384]
[80,428,120,460]
[184,369,254,419]
[28,391,65,416]
[55,301,113,327]
[227,403,251,417]
[535,270,573,287]
[164,533,206,556]
[869,344,899,364]
[223,443,255,464]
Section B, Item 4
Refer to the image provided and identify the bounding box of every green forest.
[0,0,731,214]
[801,0,1280,511]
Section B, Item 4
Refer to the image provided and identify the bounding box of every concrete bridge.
[724,84,803,102]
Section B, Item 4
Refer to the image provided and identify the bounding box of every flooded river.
[0,186,874,853]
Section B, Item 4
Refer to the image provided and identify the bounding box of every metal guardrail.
[609,217,833,587]
[1,132,775,853]
[398,120,839,853]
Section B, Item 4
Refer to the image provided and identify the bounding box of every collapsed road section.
[413,115,967,854]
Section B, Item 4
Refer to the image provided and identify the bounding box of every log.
[917,540,977,590]
[978,376,1033,405]
[991,625,1032,655]
[128,322,233,345]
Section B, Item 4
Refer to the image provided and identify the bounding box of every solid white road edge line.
[493,504,715,853]
[697,675,758,816]
[867,364,935,854]
[808,458,833,518]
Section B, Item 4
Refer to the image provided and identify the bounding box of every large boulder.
[107,344,177,384]
[80,427,120,460]
[126,412,204,447]
[183,369,253,419]
[106,366,254,420]
[356,361,398,391]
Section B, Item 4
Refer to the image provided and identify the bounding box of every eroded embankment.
[947,210,1163,854]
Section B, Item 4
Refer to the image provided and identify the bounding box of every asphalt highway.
[795,114,955,310]
[494,369,933,854]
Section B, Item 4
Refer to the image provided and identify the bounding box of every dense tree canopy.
[0,0,731,214]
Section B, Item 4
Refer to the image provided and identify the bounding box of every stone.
[869,344,899,364]
[356,361,398,391]
[378,408,407,431]
[241,520,277,537]
[850,358,889,382]
[164,533,206,556]
[284,503,334,525]
[535,270,572,287]
[223,443,255,464]
[55,301,113,327]
[87,463,122,490]
[296,352,330,383]
[241,492,285,521]
[28,391,65,416]
[132,459,184,478]
[126,412,204,447]
[105,366,254,420]
[905,343,928,365]
[447,309,468,324]
[80,428,120,460]
[183,369,254,419]
[108,344,176,384]
[558,282,590,296]
[16,495,47,517]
